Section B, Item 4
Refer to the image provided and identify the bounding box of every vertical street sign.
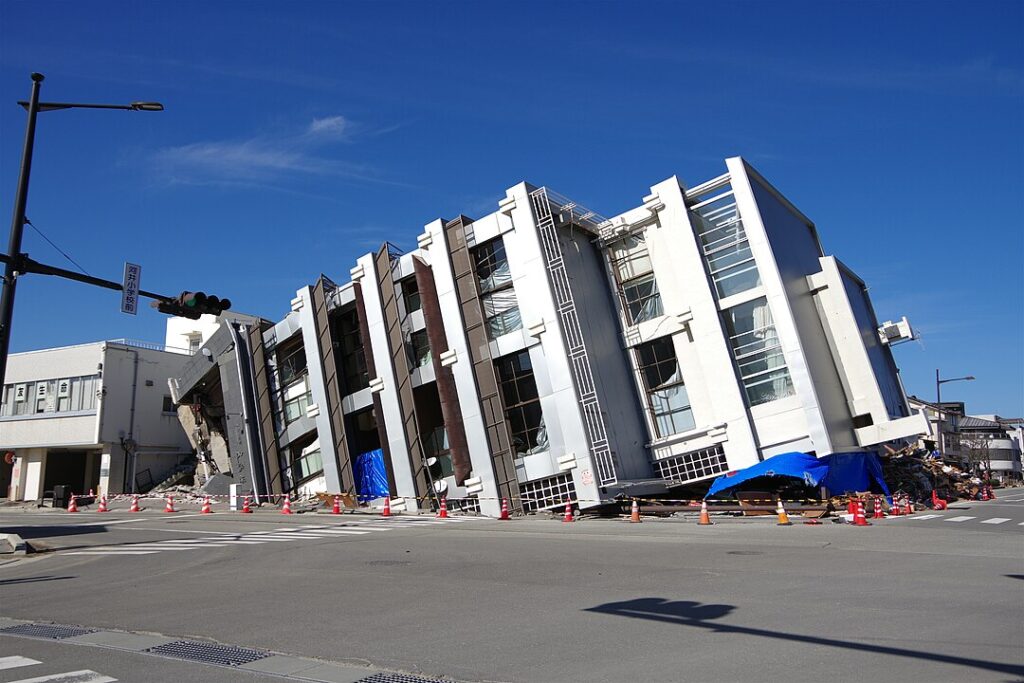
[121,262,141,315]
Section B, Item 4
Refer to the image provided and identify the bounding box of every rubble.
[878,444,985,504]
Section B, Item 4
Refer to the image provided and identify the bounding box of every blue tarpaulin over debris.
[705,451,890,499]
[353,449,390,502]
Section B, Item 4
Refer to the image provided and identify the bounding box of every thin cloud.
[307,115,349,138]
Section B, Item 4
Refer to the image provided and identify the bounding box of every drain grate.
[0,623,97,640]
[144,640,270,666]
[356,674,448,683]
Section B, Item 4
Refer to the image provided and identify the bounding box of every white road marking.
[75,513,205,526]
[909,514,943,520]
[8,669,116,683]
[945,516,976,522]
[0,656,42,670]
[65,551,159,556]
[980,518,1011,524]
[294,529,369,536]
[236,536,294,542]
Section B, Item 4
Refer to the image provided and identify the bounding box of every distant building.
[169,158,926,516]
[1,340,195,501]
[959,414,1023,483]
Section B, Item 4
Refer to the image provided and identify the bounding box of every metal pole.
[935,369,942,459]
[0,73,44,390]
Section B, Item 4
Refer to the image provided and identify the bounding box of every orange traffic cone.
[853,499,871,526]
[903,498,913,516]
[67,494,78,513]
[281,495,293,515]
[499,497,510,520]
[437,496,449,519]
[200,496,212,514]
[872,495,885,519]
[331,495,341,515]
[698,500,712,526]
[562,501,574,523]
[381,497,391,517]
[988,485,996,500]
[164,496,176,513]
[629,499,641,523]
[97,495,109,513]
[129,495,140,513]
[776,500,792,526]
[241,495,252,513]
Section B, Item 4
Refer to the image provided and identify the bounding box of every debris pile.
[879,445,984,503]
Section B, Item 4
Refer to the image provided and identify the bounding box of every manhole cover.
[145,640,270,666]
[356,673,447,683]
[726,551,764,556]
[0,623,97,640]
[366,560,412,566]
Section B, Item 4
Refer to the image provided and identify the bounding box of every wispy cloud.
[150,116,406,189]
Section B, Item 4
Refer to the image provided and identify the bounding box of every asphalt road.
[1,501,1021,683]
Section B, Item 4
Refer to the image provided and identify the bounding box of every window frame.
[635,337,695,438]
[495,350,546,458]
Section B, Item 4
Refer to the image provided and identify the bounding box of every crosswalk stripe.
[910,514,943,520]
[65,551,159,555]
[980,518,1011,524]
[0,656,41,670]
[8,669,116,683]
[236,536,294,542]
[945,516,976,522]
[296,529,369,536]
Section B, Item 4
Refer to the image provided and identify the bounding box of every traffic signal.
[151,291,232,320]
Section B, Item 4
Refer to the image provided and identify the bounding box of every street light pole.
[935,369,975,460]
[0,72,45,391]
[0,73,163,391]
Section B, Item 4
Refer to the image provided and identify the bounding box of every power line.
[23,217,92,276]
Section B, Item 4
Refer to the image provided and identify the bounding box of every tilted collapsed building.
[170,157,927,516]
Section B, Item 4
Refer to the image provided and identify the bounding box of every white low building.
[1,339,194,501]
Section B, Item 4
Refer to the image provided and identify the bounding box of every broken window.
[401,277,421,315]
[690,189,761,299]
[474,237,523,339]
[722,297,794,406]
[496,350,547,458]
[608,233,663,325]
[287,435,324,489]
[636,337,695,438]
[407,329,432,369]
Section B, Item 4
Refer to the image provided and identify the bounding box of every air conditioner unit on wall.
[878,316,914,346]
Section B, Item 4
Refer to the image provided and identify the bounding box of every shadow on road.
[1005,574,1024,581]
[1,525,107,540]
[0,575,75,586]
[584,597,1023,677]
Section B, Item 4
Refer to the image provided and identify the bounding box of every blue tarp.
[705,451,890,499]
[353,449,389,502]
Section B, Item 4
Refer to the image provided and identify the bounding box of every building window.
[277,343,307,387]
[187,334,202,355]
[402,277,421,315]
[337,308,370,393]
[282,375,312,424]
[636,337,695,438]
[1,375,98,417]
[407,329,432,369]
[162,396,176,413]
[474,237,522,339]
[723,297,794,406]
[608,233,663,325]
[423,425,454,478]
[495,350,547,458]
[286,436,324,490]
[691,190,761,299]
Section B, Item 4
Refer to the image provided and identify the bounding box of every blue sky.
[1,1,1021,416]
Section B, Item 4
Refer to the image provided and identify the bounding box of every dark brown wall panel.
[247,322,282,496]
[353,280,397,497]
[311,277,354,494]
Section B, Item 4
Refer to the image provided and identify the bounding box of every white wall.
[164,315,223,354]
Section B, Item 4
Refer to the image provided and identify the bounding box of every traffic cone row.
[499,497,510,520]
[437,496,448,519]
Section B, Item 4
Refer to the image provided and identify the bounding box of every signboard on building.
[121,262,142,315]
[14,385,26,402]
[35,382,47,400]
[57,379,70,398]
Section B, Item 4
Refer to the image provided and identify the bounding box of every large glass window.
[474,238,523,339]
[282,375,312,424]
[608,233,663,325]
[495,350,547,458]
[277,344,307,386]
[636,337,695,437]
[691,191,761,299]
[401,277,421,315]
[723,297,794,406]
[407,329,432,369]
[336,308,369,392]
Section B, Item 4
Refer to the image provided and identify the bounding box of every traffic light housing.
[152,291,232,320]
